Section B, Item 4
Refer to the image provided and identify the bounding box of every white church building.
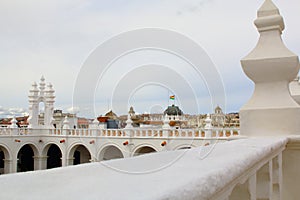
[0,76,240,174]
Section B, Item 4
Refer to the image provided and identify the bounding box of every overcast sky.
[0,0,299,118]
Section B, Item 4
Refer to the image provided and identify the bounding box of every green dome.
[164,105,183,116]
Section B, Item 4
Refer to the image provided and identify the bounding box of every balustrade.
[0,126,240,139]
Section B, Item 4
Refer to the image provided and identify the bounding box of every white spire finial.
[162,114,170,129]
[39,75,46,91]
[255,0,284,33]
[258,0,279,17]
[93,118,98,126]
[9,116,18,128]
[45,82,55,98]
[240,1,300,136]
[204,114,212,129]
[125,114,133,128]
[29,82,39,97]
[62,116,70,129]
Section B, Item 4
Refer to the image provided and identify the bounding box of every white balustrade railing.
[0,127,240,138]
[0,127,11,135]
[0,128,30,136]
[209,138,286,200]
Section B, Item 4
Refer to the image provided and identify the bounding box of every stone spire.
[204,114,212,129]
[162,114,170,129]
[28,82,39,128]
[44,83,55,128]
[90,118,99,129]
[39,76,46,96]
[62,116,70,129]
[9,116,18,129]
[125,114,133,129]
[29,82,39,99]
[240,0,300,136]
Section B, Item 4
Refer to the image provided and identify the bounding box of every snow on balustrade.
[0,137,287,200]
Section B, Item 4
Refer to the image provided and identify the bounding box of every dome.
[164,105,183,116]
[129,106,135,114]
[215,106,223,114]
[105,110,118,119]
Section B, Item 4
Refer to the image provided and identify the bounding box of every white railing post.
[248,174,257,200]
[223,129,226,138]
[62,116,70,135]
[9,116,19,136]
[90,118,99,136]
[272,153,282,200]
[204,114,212,138]
[256,161,273,200]
[162,114,170,137]
[229,175,256,200]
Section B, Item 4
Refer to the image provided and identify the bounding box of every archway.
[46,144,62,169]
[69,145,91,165]
[133,146,157,156]
[0,151,4,174]
[99,146,124,161]
[17,144,36,172]
[38,101,45,126]
[0,145,11,174]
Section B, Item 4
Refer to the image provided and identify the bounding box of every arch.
[0,145,11,175]
[17,144,38,172]
[43,143,62,169]
[0,151,4,174]
[133,145,158,157]
[38,101,45,125]
[68,144,91,165]
[16,143,39,158]
[98,144,124,161]
[0,144,12,160]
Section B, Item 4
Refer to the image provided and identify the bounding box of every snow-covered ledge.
[0,138,287,200]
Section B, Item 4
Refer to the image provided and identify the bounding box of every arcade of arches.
[0,143,170,175]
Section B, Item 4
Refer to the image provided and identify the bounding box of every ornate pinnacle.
[255,0,284,33]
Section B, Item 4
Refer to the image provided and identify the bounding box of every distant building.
[97,110,119,129]
[211,106,225,127]
[39,109,77,129]
[0,116,29,128]
[77,117,90,129]
[163,104,187,128]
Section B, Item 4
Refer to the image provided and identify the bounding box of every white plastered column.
[240,0,300,136]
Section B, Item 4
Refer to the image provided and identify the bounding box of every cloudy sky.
[0,0,299,118]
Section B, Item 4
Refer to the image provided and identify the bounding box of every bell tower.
[28,76,55,129]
